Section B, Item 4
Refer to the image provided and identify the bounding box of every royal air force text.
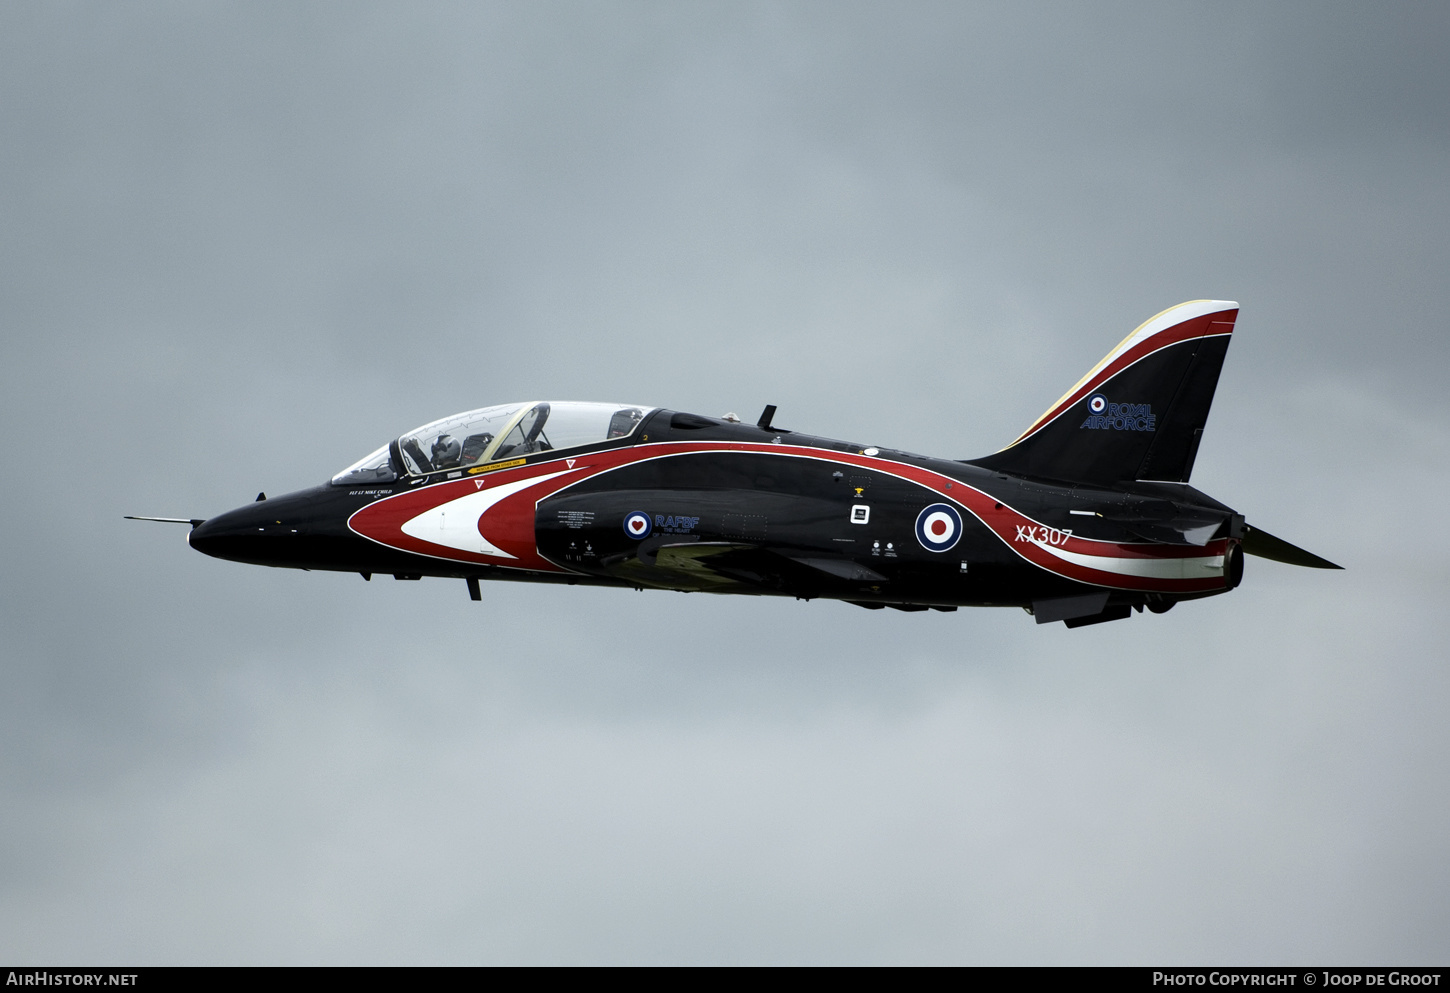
[1082,402,1156,432]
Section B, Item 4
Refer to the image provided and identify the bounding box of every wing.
[605,541,887,595]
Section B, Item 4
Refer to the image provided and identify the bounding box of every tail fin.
[970,301,1238,485]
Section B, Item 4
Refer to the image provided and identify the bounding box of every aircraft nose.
[187,498,312,565]
[186,515,236,558]
[185,485,350,569]
[186,505,264,561]
[186,517,216,555]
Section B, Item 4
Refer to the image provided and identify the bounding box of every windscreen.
[330,445,397,486]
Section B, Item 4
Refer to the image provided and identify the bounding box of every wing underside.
[602,541,890,595]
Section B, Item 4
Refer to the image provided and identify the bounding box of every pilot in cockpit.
[607,407,643,439]
[431,434,462,470]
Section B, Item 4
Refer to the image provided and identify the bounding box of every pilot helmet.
[607,407,643,438]
[431,433,462,467]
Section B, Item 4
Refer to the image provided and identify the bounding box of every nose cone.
[186,485,348,569]
[186,518,216,555]
[186,502,273,563]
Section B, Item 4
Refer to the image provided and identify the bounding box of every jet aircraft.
[134,300,1339,628]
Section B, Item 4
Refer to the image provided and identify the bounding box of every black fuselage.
[188,409,1242,620]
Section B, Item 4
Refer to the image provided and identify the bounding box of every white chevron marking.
[400,470,573,559]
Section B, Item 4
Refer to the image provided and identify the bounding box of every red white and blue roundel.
[623,511,653,540]
[915,503,963,552]
[1088,393,1108,415]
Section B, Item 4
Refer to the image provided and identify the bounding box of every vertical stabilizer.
[969,301,1238,485]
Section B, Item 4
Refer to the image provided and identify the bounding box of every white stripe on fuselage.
[1035,540,1224,579]
[399,470,574,559]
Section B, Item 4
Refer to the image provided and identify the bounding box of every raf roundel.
[915,503,963,553]
[623,511,653,540]
[1088,393,1108,415]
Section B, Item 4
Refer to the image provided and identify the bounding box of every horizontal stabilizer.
[1241,525,1342,570]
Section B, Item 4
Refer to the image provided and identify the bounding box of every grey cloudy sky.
[2,2,1447,964]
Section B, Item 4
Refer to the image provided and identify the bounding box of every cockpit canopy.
[331,401,653,486]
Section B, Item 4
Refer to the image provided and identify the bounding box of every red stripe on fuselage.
[346,441,1228,593]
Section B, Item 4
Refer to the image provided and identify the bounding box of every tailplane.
[970,300,1238,485]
